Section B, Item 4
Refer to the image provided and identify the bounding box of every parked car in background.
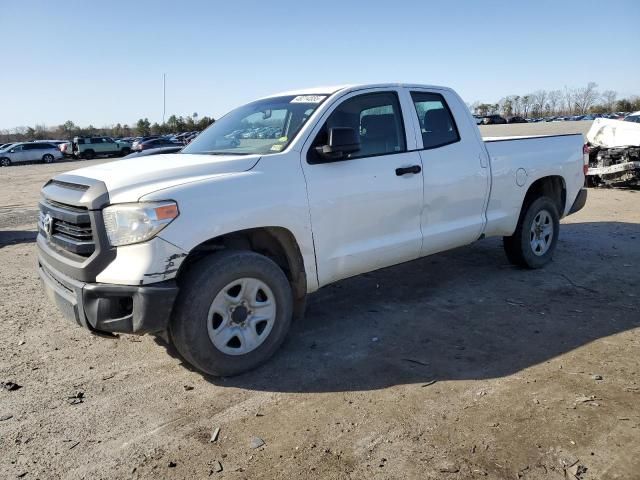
[624,111,640,123]
[183,132,199,144]
[132,137,181,151]
[59,137,132,159]
[171,132,194,144]
[0,143,16,150]
[481,114,507,125]
[507,116,527,124]
[131,136,161,150]
[32,139,67,146]
[124,145,183,158]
[0,142,63,166]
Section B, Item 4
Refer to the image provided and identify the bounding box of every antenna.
[162,73,166,124]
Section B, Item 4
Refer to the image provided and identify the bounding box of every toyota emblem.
[42,213,53,237]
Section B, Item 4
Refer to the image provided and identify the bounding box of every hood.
[61,153,261,203]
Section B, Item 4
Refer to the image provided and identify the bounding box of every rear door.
[25,143,46,161]
[301,89,424,286]
[30,143,48,160]
[90,137,107,153]
[406,88,490,255]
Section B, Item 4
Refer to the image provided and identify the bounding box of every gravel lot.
[1,123,639,479]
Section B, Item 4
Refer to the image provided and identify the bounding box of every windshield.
[182,94,328,155]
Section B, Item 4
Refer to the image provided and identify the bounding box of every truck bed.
[483,133,584,142]
[480,133,585,237]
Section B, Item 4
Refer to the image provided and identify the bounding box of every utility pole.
[162,73,166,125]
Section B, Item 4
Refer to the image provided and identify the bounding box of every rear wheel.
[170,250,293,377]
[83,149,95,160]
[120,148,131,157]
[0,157,11,167]
[42,154,55,163]
[503,196,559,269]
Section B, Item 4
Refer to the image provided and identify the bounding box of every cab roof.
[263,83,452,99]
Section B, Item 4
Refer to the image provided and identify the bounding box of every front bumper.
[38,255,178,334]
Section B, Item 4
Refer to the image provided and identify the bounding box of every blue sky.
[1,0,638,129]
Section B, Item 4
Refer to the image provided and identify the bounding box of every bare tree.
[601,90,617,112]
[513,96,521,116]
[532,90,548,116]
[574,82,599,114]
[521,95,533,117]
[500,96,514,117]
[562,86,576,115]
[547,90,562,114]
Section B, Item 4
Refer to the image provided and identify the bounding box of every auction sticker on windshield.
[290,95,326,103]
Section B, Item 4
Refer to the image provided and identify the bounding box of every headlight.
[103,201,179,247]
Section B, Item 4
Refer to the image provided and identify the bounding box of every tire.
[503,196,559,269]
[170,250,293,377]
[0,157,11,167]
[42,154,55,164]
[121,148,131,157]
[83,150,95,160]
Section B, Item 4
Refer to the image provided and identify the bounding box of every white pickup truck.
[37,83,587,376]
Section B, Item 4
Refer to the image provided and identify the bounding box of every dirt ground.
[1,125,639,479]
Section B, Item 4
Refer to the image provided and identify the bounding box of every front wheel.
[170,250,293,377]
[0,157,11,167]
[83,150,95,160]
[503,196,559,269]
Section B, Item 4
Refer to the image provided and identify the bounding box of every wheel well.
[178,227,307,317]
[522,176,566,217]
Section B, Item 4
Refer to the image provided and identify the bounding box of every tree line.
[470,83,640,118]
[0,113,215,143]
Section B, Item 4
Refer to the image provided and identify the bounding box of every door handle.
[395,165,421,176]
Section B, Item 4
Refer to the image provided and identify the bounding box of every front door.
[302,90,424,286]
[10,144,29,163]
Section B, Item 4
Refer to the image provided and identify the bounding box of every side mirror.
[313,127,360,162]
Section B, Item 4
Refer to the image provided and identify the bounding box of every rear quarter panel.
[483,134,584,237]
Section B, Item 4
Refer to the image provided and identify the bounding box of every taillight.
[583,144,590,175]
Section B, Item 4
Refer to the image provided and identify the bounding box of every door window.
[312,92,406,161]
[410,92,460,149]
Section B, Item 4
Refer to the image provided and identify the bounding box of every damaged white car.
[586,118,640,187]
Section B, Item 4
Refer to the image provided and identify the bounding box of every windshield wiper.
[202,151,252,156]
